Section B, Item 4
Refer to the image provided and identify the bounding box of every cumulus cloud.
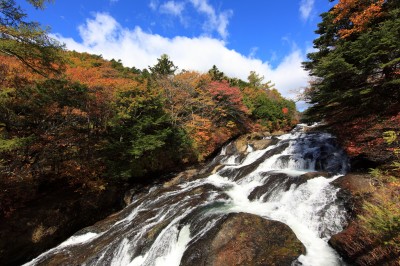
[53,13,309,109]
[299,0,315,21]
[160,1,185,16]
[189,0,232,39]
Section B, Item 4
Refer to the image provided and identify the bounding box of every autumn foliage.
[332,0,385,38]
[0,51,298,216]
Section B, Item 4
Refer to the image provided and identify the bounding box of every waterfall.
[24,124,349,266]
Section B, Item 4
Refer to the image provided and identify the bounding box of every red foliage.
[208,81,249,115]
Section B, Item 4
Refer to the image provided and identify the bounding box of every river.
[25,124,349,266]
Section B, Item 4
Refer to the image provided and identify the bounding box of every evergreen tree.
[208,65,225,81]
[303,0,400,123]
[149,54,177,76]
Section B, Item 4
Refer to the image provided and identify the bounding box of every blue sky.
[20,0,337,110]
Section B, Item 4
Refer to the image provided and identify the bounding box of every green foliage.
[105,84,191,179]
[149,54,177,76]
[0,136,28,152]
[383,131,398,145]
[242,86,297,130]
[110,58,141,76]
[362,130,400,255]
[208,65,225,81]
[359,192,400,248]
[246,71,274,90]
[0,77,103,184]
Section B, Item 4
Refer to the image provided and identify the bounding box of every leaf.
[383,131,397,145]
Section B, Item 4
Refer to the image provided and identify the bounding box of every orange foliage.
[332,0,385,38]
[0,55,45,87]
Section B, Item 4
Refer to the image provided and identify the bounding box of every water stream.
[25,124,349,266]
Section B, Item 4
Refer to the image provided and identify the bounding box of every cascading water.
[24,124,349,266]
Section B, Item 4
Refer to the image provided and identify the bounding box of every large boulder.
[181,212,305,266]
[233,132,277,155]
[331,173,375,216]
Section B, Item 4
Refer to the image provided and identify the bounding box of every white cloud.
[160,1,185,16]
[189,0,232,39]
[77,13,120,47]
[54,13,309,109]
[150,0,232,39]
[248,47,258,58]
[299,0,315,21]
[149,0,159,11]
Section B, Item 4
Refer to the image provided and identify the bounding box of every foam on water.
[25,124,348,266]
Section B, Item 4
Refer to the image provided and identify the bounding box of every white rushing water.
[205,126,347,265]
[24,124,349,266]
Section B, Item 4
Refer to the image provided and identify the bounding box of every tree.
[302,0,400,123]
[247,71,264,88]
[149,54,177,76]
[207,80,249,128]
[332,0,385,38]
[208,65,225,81]
[105,81,191,179]
[0,0,65,76]
[247,70,274,90]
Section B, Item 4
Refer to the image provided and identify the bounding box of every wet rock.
[299,171,332,180]
[21,182,230,266]
[248,171,332,202]
[233,132,278,155]
[163,168,200,188]
[123,184,149,205]
[331,173,374,215]
[201,132,280,178]
[218,142,290,182]
[272,130,285,136]
[332,174,374,196]
[233,136,248,154]
[251,139,274,150]
[248,173,291,201]
[249,132,266,140]
[181,212,305,266]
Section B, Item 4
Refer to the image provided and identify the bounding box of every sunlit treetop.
[331,0,385,38]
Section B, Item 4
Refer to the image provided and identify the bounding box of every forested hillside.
[0,47,297,217]
[303,0,400,264]
[0,2,300,262]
